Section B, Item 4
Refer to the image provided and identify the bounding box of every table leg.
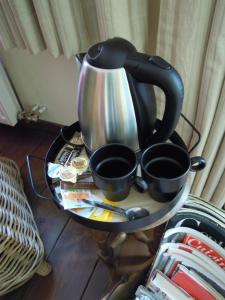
[91,230,110,261]
[107,232,127,264]
[91,230,128,266]
[91,225,165,270]
[133,227,164,256]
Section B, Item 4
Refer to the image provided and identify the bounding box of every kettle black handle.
[125,53,184,143]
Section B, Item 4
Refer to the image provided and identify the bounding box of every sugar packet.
[60,188,92,209]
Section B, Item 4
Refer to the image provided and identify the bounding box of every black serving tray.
[37,121,190,233]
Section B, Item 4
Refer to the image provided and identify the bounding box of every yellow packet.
[89,207,113,222]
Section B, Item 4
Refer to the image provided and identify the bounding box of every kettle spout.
[75,52,86,69]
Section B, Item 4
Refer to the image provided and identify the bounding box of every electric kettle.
[76,37,184,154]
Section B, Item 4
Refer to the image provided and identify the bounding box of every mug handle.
[134,176,149,193]
[190,156,206,171]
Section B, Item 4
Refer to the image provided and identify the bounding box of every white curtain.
[0,0,225,207]
[0,0,159,57]
[156,0,225,208]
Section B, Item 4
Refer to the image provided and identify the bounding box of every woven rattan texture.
[0,157,45,295]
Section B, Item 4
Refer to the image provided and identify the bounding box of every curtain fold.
[7,0,45,54]
[202,133,225,205]
[0,0,26,49]
[211,169,225,208]
[0,0,224,206]
[156,0,215,146]
[189,0,225,205]
[94,0,159,53]
[0,0,159,57]
[32,0,62,58]
[0,5,15,49]
[156,0,225,207]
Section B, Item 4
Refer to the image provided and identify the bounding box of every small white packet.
[48,163,62,178]
[59,166,77,183]
[60,189,92,209]
[72,207,95,218]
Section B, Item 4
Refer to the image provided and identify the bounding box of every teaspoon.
[82,199,150,221]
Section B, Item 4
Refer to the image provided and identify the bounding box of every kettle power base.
[44,122,190,233]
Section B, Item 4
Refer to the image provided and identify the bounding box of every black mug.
[140,143,206,202]
[90,144,138,201]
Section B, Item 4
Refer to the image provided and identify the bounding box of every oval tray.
[44,122,190,233]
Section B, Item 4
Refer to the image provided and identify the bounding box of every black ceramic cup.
[90,144,138,201]
[140,143,206,202]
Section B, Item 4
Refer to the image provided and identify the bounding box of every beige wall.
[0,0,160,127]
[0,48,80,125]
[0,0,160,126]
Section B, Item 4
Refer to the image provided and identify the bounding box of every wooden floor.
[0,125,116,300]
[0,122,113,300]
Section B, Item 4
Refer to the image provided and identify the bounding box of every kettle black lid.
[87,37,136,69]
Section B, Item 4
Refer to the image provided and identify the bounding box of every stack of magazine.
[135,195,225,300]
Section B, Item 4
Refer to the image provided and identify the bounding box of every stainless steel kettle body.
[78,58,139,152]
[76,37,184,154]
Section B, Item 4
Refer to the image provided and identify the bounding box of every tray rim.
[44,122,189,233]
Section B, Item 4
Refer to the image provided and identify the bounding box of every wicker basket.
[0,157,51,295]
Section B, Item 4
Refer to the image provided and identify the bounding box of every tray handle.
[26,155,49,200]
[181,113,201,153]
